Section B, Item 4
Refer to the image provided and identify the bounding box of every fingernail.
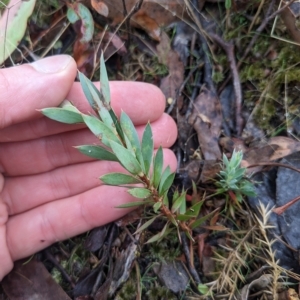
[31,55,73,73]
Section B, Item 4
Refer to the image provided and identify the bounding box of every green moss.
[146,286,177,300]
[116,279,137,300]
[212,70,224,83]
[147,232,181,261]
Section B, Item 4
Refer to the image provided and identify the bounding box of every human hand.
[0,55,177,280]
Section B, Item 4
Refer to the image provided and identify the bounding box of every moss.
[147,232,181,261]
[146,286,177,300]
[115,279,137,300]
[212,70,224,83]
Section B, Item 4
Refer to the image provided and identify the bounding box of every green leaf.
[152,147,163,188]
[171,193,186,214]
[100,52,111,104]
[158,166,171,194]
[146,222,172,244]
[82,114,121,147]
[128,188,151,199]
[109,109,125,142]
[66,6,80,23]
[120,112,145,172]
[134,216,158,234]
[153,202,162,213]
[162,193,169,206]
[186,201,203,217]
[176,200,203,221]
[159,171,175,195]
[198,284,210,295]
[78,72,115,129]
[109,140,143,175]
[67,3,94,43]
[190,209,219,230]
[0,0,36,64]
[40,107,83,124]
[141,123,153,176]
[78,71,101,112]
[116,200,152,208]
[75,145,118,161]
[100,173,142,185]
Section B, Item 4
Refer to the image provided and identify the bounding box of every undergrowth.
[40,54,300,298]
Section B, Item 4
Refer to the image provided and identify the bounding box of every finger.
[2,149,177,215]
[0,175,13,280]
[0,81,166,143]
[6,185,137,261]
[0,114,177,175]
[0,55,77,130]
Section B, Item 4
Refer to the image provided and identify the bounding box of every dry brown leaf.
[90,0,205,41]
[269,136,300,160]
[158,32,184,102]
[2,259,71,300]
[91,0,109,17]
[280,1,300,45]
[188,86,222,160]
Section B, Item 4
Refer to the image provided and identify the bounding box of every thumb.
[0,55,77,129]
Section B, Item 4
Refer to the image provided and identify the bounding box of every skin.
[0,55,178,280]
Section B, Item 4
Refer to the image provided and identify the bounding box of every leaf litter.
[3,0,300,299]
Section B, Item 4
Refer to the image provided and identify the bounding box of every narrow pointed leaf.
[185,230,195,242]
[179,192,187,214]
[190,209,219,229]
[177,201,202,220]
[141,123,153,176]
[159,172,175,195]
[100,173,142,185]
[82,114,121,146]
[168,214,178,227]
[188,200,204,217]
[176,214,194,221]
[109,140,143,175]
[78,71,100,112]
[171,193,186,213]
[158,166,171,194]
[41,107,83,124]
[146,222,171,244]
[162,194,169,206]
[128,188,151,199]
[120,112,145,172]
[153,202,162,213]
[79,72,114,128]
[153,147,163,188]
[134,216,158,234]
[75,145,118,161]
[100,52,111,104]
[109,109,125,142]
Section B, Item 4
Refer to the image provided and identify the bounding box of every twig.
[121,0,130,43]
[181,232,202,286]
[210,34,243,136]
[184,0,215,91]
[247,162,300,174]
[44,249,75,287]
